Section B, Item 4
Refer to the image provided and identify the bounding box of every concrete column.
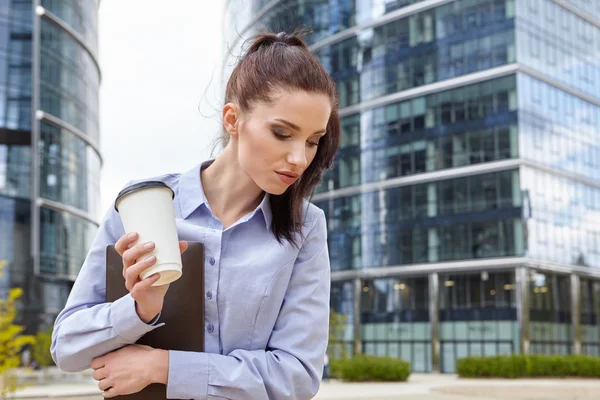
[353,278,362,356]
[515,267,530,355]
[429,273,440,372]
[571,273,581,355]
[31,0,41,276]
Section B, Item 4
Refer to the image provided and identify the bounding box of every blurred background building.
[224,0,600,372]
[0,0,101,333]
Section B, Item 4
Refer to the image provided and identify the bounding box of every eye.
[272,129,290,140]
[307,141,319,148]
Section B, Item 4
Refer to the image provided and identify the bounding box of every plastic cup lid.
[115,181,175,212]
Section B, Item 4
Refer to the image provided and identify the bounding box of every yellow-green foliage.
[328,309,348,360]
[0,263,35,396]
[32,327,55,367]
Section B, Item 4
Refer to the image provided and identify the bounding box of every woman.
[50,31,340,399]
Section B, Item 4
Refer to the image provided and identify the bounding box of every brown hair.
[223,31,340,246]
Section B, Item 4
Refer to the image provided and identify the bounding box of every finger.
[122,240,155,269]
[125,256,157,292]
[98,378,112,391]
[90,357,105,371]
[131,273,161,297]
[179,241,188,254]
[103,387,118,398]
[115,232,138,256]
[92,367,108,381]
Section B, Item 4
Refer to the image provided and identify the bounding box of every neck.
[200,143,265,225]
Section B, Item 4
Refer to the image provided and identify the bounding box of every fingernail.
[144,242,154,249]
[147,256,156,263]
[128,232,137,239]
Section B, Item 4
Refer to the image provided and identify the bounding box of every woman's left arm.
[169,209,330,399]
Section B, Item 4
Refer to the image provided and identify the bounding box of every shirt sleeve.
[51,185,164,373]
[166,209,331,400]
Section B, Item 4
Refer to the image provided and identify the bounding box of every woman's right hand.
[114,232,188,323]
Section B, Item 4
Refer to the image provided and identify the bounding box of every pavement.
[6,371,600,399]
[316,374,600,399]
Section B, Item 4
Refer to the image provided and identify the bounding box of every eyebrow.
[274,118,326,135]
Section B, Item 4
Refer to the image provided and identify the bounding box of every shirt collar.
[178,160,272,229]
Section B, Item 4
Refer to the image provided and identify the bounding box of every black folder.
[105,241,205,399]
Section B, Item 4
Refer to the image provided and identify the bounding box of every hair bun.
[246,30,310,54]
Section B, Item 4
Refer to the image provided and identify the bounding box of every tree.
[32,326,55,367]
[328,309,348,360]
[0,260,35,397]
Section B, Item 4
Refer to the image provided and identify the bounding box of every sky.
[98,1,226,218]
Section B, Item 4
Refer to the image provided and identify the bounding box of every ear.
[223,103,240,137]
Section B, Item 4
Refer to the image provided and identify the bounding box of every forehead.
[252,89,331,123]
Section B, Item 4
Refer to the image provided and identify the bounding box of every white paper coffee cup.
[115,181,182,286]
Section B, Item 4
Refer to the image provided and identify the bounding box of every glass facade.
[316,0,515,107]
[0,1,32,132]
[439,271,518,373]
[225,0,432,48]
[227,0,600,373]
[317,75,518,192]
[361,277,431,372]
[39,121,101,216]
[580,277,600,356]
[329,281,355,358]
[41,0,99,54]
[39,207,96,278]
[521,167,600,268]
[528,271,572,355]
[0,2,32,200]
[40,18,100,144]
[518,74,600,181]
[0,0,101,334]
[0,196,31,298]
[515,0,600,100]
[316,169,523,271]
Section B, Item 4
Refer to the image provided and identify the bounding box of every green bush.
[329,359,343,380]
[337,355,410,382]
[457,354,600,379]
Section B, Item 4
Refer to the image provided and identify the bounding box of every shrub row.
[456,355,600,378]
[329,355,410,382]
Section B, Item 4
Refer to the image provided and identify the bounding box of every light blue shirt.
[51,161,331,399]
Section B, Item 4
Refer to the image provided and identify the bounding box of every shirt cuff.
[109,294,164,343]
[166,350,209,399]
[147,312,162,325]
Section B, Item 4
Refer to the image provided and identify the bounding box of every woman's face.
[232,89,331,195]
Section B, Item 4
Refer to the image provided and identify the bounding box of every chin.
[263,185,289,196]
[259,179,292,196]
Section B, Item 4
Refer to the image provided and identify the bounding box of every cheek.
[238,125,275,172]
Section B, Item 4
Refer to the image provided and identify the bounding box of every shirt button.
[207,323,214,333]
[210,257,215,265]
[206,291,213,300]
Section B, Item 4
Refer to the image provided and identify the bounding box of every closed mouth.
[277,171,299,178]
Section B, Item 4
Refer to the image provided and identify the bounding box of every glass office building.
[0,0,101,333]
[224,0,600,372]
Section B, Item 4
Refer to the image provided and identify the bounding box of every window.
[529,34,540,59]
[544,1,555,23]
[414,141,426,173]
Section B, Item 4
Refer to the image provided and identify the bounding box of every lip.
[276,171,299,185]
[277,170,299,178]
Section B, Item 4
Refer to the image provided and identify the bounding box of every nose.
[287,141,308,169]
